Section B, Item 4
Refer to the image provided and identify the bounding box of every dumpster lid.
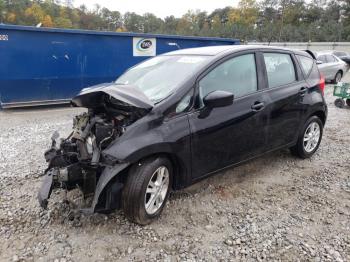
[71,83,154,109]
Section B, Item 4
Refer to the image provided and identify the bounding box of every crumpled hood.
[71,83,154,109]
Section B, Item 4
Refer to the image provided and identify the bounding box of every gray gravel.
[0,75,350,261]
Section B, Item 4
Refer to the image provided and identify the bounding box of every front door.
[188,53,268,180]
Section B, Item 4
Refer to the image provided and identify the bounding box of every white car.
[315,51,349,83]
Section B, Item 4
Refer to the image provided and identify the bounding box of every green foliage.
[0,0,4,11]
[54,16,72,28]
[1,0,350,41]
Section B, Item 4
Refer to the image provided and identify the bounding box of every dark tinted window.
[318,55,327,63]
[297,55,314,77]
[199,54,257,103]
[263,53,296,88]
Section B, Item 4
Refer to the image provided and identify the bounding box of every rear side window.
[326,55,337,62]
[318,55,327,63]
[263,53,296,88]
[297,55,314,77]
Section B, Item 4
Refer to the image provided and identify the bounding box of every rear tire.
[290,116,323,159]
[335,98,345,108]
[333,71,342,84]
[122,156,172,225]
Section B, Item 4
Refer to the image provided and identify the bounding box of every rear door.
[325,54,339,80]
[260,51,306,150]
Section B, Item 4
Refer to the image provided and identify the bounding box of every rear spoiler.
[302,50,317,60]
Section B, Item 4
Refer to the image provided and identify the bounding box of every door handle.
[251,101,265,111]
[299,87,308,96]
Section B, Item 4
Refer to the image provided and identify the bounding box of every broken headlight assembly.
[38,112,125,209]
[37,84,153,213]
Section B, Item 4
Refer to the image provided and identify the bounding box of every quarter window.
[297,55,314,77]
[263,53,296,88]
[199,54,257,104]
[308,62,321,84]
[176,90,193,113]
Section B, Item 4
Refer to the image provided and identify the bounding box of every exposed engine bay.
[37,83,153,213]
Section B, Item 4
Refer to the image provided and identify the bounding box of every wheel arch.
[311,110,326,126]
[129,152,190,191]
[95,151,189,212]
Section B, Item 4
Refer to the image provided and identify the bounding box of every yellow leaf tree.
[116,27,127,32]
[238,0,258,26]
[6,12,16,23]
[42,15,53,27]
[24,3,45,24]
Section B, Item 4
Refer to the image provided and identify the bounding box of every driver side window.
[198,54,257,106]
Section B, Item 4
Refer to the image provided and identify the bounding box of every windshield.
[115,55,209,102]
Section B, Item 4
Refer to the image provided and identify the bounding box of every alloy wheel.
[303,122,321,153]
[144,166,169,215]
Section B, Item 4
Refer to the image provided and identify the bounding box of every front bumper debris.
[37,171,54,209]
[37,161,129,213]
[38,107,136,214]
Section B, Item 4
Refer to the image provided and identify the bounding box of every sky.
[73,0,241,18]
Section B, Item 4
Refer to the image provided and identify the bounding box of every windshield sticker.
[177,56,205,64]
[136,56,166,68]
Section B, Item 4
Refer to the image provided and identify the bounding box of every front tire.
[122,156,172,225]
[290,116,323,159]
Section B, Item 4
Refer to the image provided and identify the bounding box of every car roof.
[317,50,348,56]
[163,45,311,57]
[164,45,247,56]
[333,50,349,54]
[315,51,336,56]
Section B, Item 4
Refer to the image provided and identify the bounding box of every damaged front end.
[38,83,153,213]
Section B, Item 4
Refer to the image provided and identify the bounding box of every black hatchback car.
[38,45,327,225]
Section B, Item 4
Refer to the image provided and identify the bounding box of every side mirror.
[316,60,323,65]
[203,90,234,108]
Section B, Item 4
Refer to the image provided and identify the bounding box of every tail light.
[319,74,325,95]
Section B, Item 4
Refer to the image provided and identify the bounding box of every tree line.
[1,0,350,42]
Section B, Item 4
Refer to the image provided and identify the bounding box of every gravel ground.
[0,75,350,262]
